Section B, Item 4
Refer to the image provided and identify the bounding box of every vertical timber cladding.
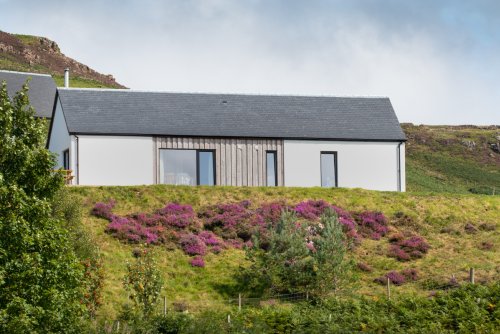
[155,137,284,186]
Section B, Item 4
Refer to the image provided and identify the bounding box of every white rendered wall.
[284,140,405,191]
[48,99,70,168]
[77,136,154,186]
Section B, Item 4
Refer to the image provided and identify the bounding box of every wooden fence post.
[470,268,475,284]
[306,291,309,301]
[228,314,231,324]
[163,296,167,316]
[386,277,391,300]
[238,293,242,311]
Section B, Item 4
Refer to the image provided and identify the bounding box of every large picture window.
[320,152,337,187]
[159,149,215,186]
[266,151,277,186]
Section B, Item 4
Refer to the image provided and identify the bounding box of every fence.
[106,267,493,332]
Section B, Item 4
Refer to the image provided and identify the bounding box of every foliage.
[354,211,389,240]
[245,209,355,296]
[0,81,87,332]
[123,247,164,318]
[388,234,430,261]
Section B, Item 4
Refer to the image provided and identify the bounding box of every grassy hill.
[70,185,500,318]
[0,31,124,88]
[404,124,500,194]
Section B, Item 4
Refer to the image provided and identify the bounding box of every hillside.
[404,124,500,194]
[70,185,500,318]
[0,31,125,88]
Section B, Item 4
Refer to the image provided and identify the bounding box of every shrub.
[123,247,164,318]
[355,211,389,240]
[91,200,116,220]
[107,216,160,244]
[479,241,494,251]
[294,200,332,220]
[479,223,496,231]
[464,223,478,234]
[157,203,194,228]
[401,268,419,281]
[388,235,430,261]
[375,271,406,285]
[179,233,207,256]
[197,230,221,246]
[189,256,205,267]
[199,202,254,240]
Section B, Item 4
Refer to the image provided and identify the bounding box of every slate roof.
[57,88,406,141]
[0,70,57,118]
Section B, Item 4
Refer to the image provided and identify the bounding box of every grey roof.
[0,70,57,118]
[57,88,406,141]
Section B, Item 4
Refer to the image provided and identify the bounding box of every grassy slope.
[404,124,500,194]
[70,185,500,318]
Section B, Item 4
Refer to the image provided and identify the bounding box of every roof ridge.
[0,69,52,78]
[58,87,389,99]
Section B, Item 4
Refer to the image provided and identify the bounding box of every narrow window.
[197,150,215,186]
[159,149,216,186]
[320,152,337,187]
[266,151,277,186]
[63,149,70,170]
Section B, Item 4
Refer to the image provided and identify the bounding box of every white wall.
[284,140,405,191]
[48,99,70,168]
[77,136,154,186]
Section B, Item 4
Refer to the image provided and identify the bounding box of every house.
[47,88,406,191]
[0,70,57,118]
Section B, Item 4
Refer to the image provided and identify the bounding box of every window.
[63,149,70,170]
[159,149,215,186]
[266,151,277,186]
[320,152,337,187]
[198,150,215,186]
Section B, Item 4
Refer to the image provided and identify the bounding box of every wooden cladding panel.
[156,137,284,186]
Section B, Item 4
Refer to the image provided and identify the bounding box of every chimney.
[64,68,70,88]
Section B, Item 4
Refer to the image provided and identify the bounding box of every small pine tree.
[0,81,86,332]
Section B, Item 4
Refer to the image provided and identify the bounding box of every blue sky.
[1,0,499,124]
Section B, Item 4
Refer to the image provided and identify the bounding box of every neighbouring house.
[47,88,406,191]
[0,70,57,118]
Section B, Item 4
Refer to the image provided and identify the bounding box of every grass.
[404,124,500,194]
[69,185,500,319]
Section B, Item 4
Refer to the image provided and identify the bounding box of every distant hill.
[404,124,500,194]
[0,31,125,88]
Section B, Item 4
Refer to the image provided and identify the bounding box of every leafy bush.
[123,247,164,318]
[355,211,389,240]
[91,200,116,220]
[179,233,207,256]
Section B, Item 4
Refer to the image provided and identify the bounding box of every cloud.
[1,0,499,124]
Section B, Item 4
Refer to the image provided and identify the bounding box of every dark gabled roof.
[0,70,57,118]
[57,88,406,141]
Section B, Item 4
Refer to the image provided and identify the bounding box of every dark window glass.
[198,151,215,186]
[266,151,277,186]
[63,149,70,170]
[321,152,337,187]
[160,149,197,185]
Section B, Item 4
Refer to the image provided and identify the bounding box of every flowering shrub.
[357,262,373,272]
[388,235,430,261]
[157,203,194,228]
[254,202,286,226]
[91,200,116,220]
[294,200,332,220]
[179,233,207,256]
[355,211,389,240]
[374,271,406,285]
[107,216,160,244]
[198,230,221,246]
[189,256,205,268]
[199,202,254,240]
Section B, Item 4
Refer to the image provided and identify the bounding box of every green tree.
[0,81,86,333]
[247,209,354,297]
[123,247,164,318]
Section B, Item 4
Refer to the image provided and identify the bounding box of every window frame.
[320,151,338,187]
[159,148,216,186]
[196,149,216,186]
[63,149,70,170]
[266,150,278,187]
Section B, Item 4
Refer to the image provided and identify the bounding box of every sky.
[1,0,500,125]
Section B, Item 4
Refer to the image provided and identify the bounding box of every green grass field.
[69,185,500,318]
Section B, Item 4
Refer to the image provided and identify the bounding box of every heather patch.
[388,235,430,261]
[91,199,403,268]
